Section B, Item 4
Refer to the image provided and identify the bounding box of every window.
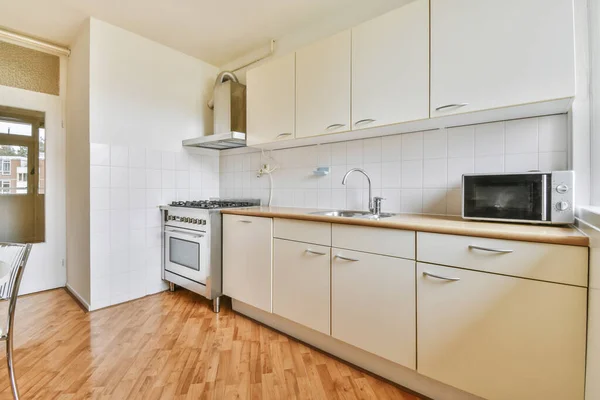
[0,106,45,242]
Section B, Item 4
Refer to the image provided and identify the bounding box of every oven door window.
[169,237,200,271]
[463,174,550,221]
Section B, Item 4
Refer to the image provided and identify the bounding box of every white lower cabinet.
[417,263,587,400]
[223,215,273,313]
[273,239,330,335]
[332,248,416,368]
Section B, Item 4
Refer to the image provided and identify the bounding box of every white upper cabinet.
[352,0,429,129]
[296,30,351,138]
[246,53,295,146]
[430,0,575,117]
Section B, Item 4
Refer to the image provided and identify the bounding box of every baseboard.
[64,284,90,312]
[232,299,482,400]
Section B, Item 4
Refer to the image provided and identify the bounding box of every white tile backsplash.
[539,114,568,152]
[219,114,569,217]
[110,145,129,167]
[90,144,219,309]
[475,122,505,156]
[424,130,447,159]
[447,126,475,158]
[505,118,538,154]
[401,131,423,160]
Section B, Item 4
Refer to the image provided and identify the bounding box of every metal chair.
[0,243,32,400]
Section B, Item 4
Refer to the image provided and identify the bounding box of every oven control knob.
[556,184,569,194]
[192,219,198,224]
[183,217,189,222]
[556,201,570,211]
[201,220,206,225]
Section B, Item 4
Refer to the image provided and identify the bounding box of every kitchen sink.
[310,210,395,219]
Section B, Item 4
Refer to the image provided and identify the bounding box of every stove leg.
[213,296,221,313]
[169,282,176,292]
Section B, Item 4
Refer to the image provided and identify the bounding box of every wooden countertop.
[221,207,589,247]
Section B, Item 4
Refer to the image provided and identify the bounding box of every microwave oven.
[462,171,574,225]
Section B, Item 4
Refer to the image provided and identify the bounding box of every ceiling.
[0,0,402,66]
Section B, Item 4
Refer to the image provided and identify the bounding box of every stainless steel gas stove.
[160,199,260,312]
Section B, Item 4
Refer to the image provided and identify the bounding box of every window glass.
[0,146,28,195]
[0,107,45,242]
[0,120,32,136]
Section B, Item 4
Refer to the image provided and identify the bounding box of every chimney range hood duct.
[183,71,247,150]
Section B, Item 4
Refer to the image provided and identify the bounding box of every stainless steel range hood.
[183,71,247,150]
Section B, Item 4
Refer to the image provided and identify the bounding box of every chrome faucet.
[342,168,384,214]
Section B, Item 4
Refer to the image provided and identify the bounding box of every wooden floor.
[0,289,423,399]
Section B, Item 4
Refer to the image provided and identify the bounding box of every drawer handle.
[238,220,253,224]
[305,249,327,256]
[326,123,346,130]
[276,133,292,139]
[435,103,469,111]
[423,271,460,282]
[468,245,513,254]
[334,254,359,262]
[354,118,376,126]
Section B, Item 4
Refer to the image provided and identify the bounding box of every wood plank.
[0,288,423,399]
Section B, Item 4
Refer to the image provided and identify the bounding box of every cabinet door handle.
[238,220,252,224]
[305,249,327,256]
[354,118,376,126]
[435,103,469,111]
[276,133,292,139]
[334,254,359,262]
[423,271,460,281]
[326,123,346,130]
[468,245,513,254]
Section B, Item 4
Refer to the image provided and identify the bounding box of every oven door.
[164,226,208,285]
[462,173,551,223]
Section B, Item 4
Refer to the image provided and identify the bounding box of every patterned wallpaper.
[0,41,60,95]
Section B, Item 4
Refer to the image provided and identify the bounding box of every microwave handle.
[166,229,204,239]
[541,174,548,221]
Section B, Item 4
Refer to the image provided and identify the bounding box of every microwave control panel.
[550,171,575,224]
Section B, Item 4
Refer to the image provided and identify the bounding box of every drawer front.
[332,224,415,259]
[273,239,330,335]
[274,218,331,246]
[417,232,588,286]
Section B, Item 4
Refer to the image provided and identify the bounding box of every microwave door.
[463,174,550,222]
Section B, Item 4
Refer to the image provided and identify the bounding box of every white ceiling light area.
[0,0,404,66]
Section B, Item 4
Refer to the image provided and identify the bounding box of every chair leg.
[6,334,19,400]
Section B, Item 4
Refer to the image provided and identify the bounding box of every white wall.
[89,18,218,148]
[0,63,67,295]
[83,18,219,310]
[220,115,569,214]
[66,20,91,305]
[572,0,592,208]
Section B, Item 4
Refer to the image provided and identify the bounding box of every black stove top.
[169,199,259,209]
